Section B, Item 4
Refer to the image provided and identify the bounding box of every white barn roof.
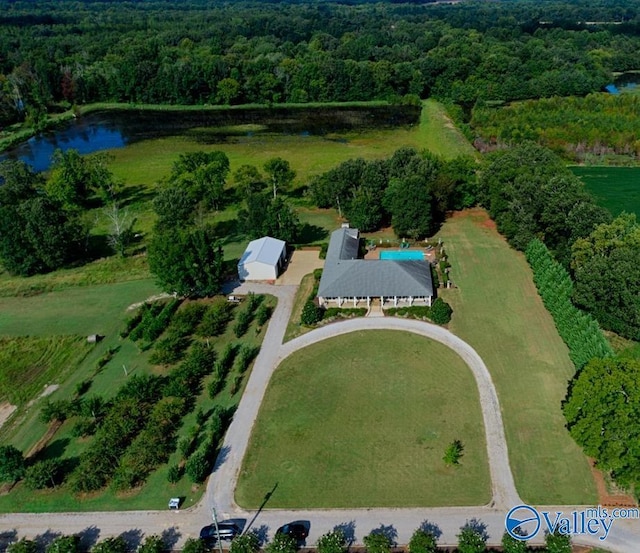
[238,236,286,267]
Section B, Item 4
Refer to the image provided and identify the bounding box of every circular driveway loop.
[1,283,637,552]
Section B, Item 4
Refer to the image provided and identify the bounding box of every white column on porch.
[353,297,357,307]
[338,297,342,307]
[367,297,371,307]
[427,295,432,307]
[394,296,398,307]
[409,296,413,306]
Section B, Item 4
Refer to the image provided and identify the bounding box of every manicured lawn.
[283,273,316,343]
[570,166,640,217]
[436,209,597,504]
[236,330,491,508]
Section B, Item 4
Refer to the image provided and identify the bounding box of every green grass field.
[437,210,597,504]
[571,166,640,217]
[236,330,491,508]
[0,336,91,406]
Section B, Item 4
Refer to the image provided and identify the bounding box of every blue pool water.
[379,250,424,261]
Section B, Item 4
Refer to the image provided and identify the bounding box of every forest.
[4,0,640,128]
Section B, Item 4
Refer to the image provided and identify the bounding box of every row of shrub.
[3,521,572,553]
[233,293,265,337]
[385,298,453,325]
[525,239,613,369]
[124,299,182,345]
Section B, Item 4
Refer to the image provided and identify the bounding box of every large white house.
[317,227,433,308]
[237,236,287,281]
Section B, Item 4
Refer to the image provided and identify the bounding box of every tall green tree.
[384,176,434,239]
[571,213,640,340]
[456,526,486,553]
[148,225,224,297]
[0,445,25,482]
[46,149,116,208]
[563,357,640,490]
[239,193,300,243]
[171,151,230,210]
[264,157,295,198]
[407,529,437,553]
[0,196,82,275]
[47,535,81,553]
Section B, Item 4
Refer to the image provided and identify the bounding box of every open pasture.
[437,210,597,504]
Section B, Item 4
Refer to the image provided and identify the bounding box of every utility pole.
[212,507,224,553]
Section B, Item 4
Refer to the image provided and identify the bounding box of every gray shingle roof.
[318,228,433,298]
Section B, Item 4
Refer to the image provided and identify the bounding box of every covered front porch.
[318,295,433,308]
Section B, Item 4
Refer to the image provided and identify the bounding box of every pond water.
[613,71,640,91]
[0,105,419,173]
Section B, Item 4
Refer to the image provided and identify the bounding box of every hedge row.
[525,239,613,369]
[385,298,452,324]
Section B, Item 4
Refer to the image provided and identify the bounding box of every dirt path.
[0,402,16,432]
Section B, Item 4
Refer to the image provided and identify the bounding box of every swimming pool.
[379,250,424,261]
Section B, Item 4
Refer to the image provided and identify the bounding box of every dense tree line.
[309,147,477,238]
[571,213,640,341]
[478,142,611,263]
[564,356,640,494]
[471,93,640,161]
[5,0,640,126]
[525,239,613,369]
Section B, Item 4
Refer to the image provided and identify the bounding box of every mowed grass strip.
[236,330,490,508]
[0,279,159,336]
[437,209,597,504]
[0,336,91,406]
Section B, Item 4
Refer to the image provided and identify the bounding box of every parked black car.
[199,522,241,545]
[276,522,309,541]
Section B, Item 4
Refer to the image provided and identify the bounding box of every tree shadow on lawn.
[296,223,327,244]
[35,437,70,461]
[212,219,243,246]
[118,185,155,209]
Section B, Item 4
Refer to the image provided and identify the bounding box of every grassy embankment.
[437,209,597,504]
[0,282,276,512]
[236,330,490,508]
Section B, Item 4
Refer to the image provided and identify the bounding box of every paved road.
[1,283,639,552]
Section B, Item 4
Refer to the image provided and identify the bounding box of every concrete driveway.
[276,250,324,285]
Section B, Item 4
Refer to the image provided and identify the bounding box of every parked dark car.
[276,522,309,541]
[200,522,241,545]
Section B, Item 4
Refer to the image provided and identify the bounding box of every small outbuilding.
[238,236,287,281]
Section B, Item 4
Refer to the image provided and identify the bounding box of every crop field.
[236,330,491,508]
[437,209,597,504]
[571,166,640,217]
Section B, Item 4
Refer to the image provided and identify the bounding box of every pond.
[0,105,420,173]
[613,71,640,92]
